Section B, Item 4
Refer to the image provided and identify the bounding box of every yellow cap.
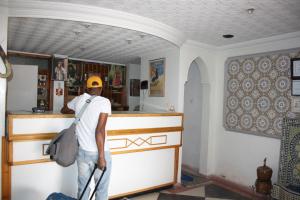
[87,75,103,88]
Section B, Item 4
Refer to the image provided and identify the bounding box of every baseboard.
[208,175,270,200]
[181,164,204,176]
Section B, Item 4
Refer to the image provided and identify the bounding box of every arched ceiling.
[16,0,300,46]
[8,17,176,64]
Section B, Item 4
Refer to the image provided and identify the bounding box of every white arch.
[183,56,210,175]
[5,0,186,47]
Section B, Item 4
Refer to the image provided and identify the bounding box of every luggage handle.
[78,164,107,200]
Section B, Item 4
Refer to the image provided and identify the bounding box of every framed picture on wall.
[292,80,300,96]
[291,58,300,79]
[149,58,165,97]
[52,57,68,81]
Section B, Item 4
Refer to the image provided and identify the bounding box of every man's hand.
[60,105,75,114]
[98,157,106,170]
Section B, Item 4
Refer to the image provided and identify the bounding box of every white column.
[0,5,8,198]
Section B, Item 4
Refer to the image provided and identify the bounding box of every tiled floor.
[121,183,252,200]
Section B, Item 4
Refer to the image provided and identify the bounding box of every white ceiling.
[29,0,300,46]
[7,0,300,64]
[8,18,176,64]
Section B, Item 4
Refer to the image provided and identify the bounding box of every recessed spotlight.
[126,39,132,44]
[73,29,82,36]
[223,34,234,39]
[81,23,92,29]
[140,34,146,39]
[247,8,255,14]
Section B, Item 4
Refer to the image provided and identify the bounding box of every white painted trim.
[218,31,300,50]
[7,0,186,47]
[69,57,126,66]
[8,50,126,66]
[184,40,217,51]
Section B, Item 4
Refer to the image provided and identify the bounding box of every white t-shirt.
[67,93,111,152]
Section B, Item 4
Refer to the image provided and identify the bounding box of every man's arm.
[60,96,78,114]
[60,105,75,114]
[95,113,108,170]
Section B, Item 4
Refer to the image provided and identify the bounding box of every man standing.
[61,75,111,200]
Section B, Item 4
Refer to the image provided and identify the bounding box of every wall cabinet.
[64,61,128,110]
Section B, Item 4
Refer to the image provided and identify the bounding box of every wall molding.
[184,40,217,51]
[6,0,186,47]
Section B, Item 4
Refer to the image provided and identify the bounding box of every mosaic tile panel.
[279,118,300,187]
[224,49,300,138]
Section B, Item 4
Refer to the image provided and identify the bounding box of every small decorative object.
[149,58,165,97]
[0,44,12,78]
[255,158,273,195]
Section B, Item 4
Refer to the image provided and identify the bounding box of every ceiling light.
[223,34,234,39]
[73,30,82,36]
[140,34,146,39]
[80,47,85,52]
[126,39,132,44]
[247,8,255,14]
[81,23,91,29]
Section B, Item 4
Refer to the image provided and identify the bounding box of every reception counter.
[2,112,183,200]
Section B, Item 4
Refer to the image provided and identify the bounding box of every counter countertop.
[7,110,183,117]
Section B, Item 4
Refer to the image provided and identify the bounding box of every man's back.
[67,93,111,152]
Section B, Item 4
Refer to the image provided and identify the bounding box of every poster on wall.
[53,81,64,112]
[149,58,165,97]
[67,62,83,96]
[52,56,68,81]
[108,65,126,88]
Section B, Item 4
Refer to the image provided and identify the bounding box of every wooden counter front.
[3,112,183,200]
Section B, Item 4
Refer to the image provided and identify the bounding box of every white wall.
[127,64,141,111]
[213,32,300,186]
[140,47,180,111]
[0,6,8,197]
[178,33,300,186]
[7,65,38,111]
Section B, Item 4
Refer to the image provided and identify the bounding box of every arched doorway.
[182,57,209,175]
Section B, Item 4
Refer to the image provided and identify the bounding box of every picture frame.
[52,57,68,81]
[149,58,165,97]
[66,62,83,96]
[291,58,300,79]
[292,80,300,96]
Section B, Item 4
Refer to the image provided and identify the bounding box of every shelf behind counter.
[3,111,183,200]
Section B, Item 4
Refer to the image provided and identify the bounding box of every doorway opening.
[182,57,210,185]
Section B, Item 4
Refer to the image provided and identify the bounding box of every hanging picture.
[52,57,68,81]
[108,65,126,88]
[149,58,165,97]
[130,79,140,96]
[67,62,83,96]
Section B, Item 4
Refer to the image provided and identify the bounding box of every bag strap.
[74,95,96,125]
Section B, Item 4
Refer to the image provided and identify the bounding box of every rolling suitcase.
[46,165,106,200]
